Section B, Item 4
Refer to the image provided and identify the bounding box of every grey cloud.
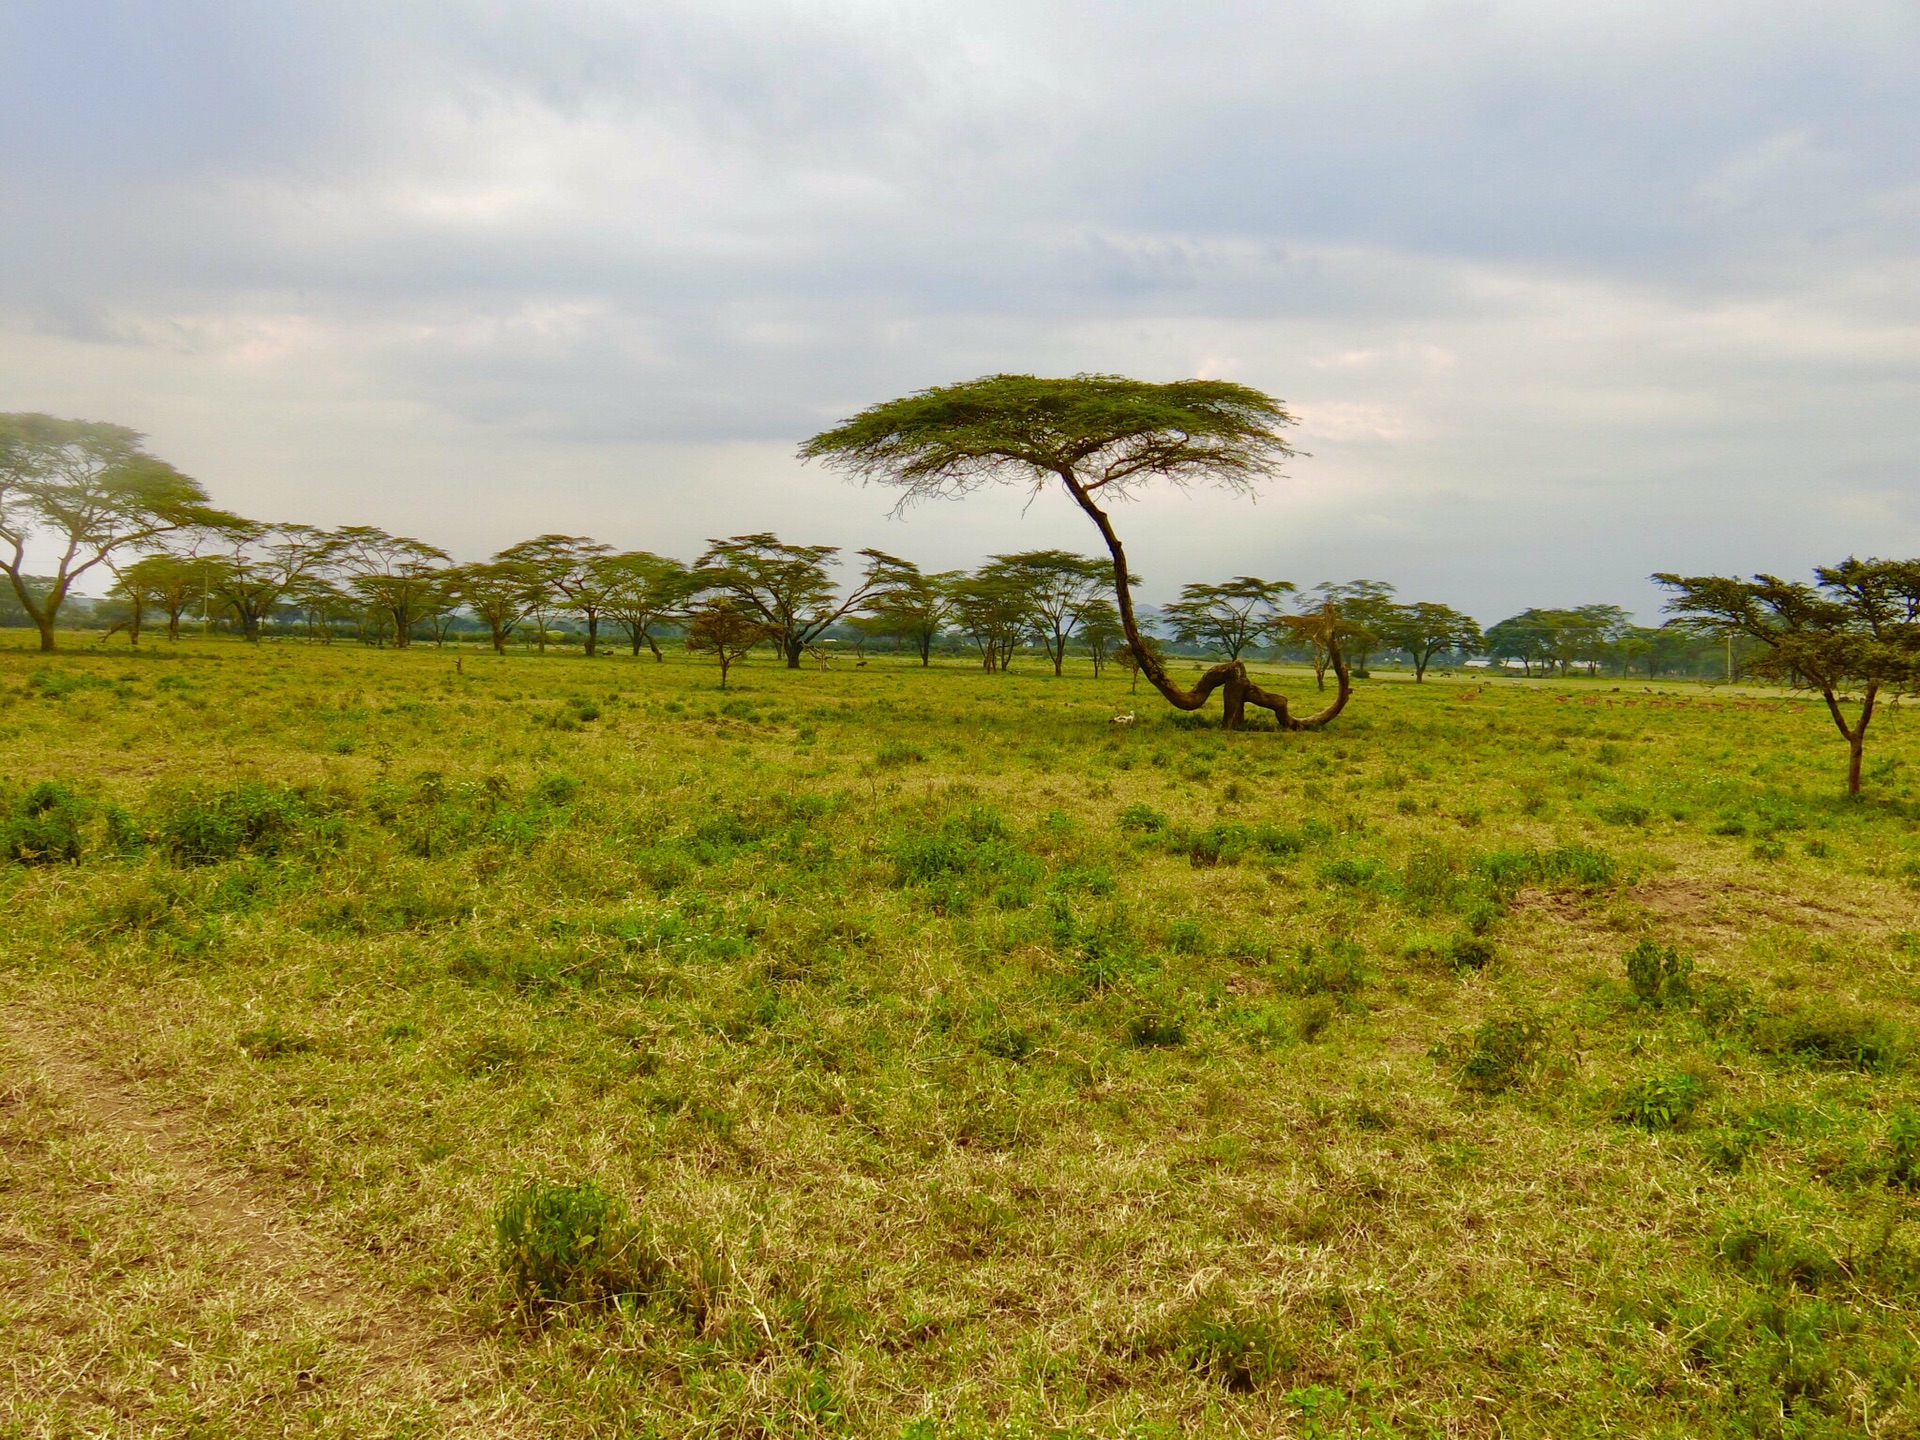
[0,0,1916,620]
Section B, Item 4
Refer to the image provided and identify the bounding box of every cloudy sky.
[3,1,1916,619]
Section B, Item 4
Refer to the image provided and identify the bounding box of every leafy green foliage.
[1624,938,1695,1006]
[1613,1072,1708,1130]
[0,781,89,864]
[1752,1003,1904,1071]
[156,782,314,864]
[494,1179,649,1313]
[1438,1013,1548,1094]
[1274,940,1368,998]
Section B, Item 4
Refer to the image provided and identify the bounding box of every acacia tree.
[598,551,696,659]
[1078,598,1124,677]
[801,374,1348,729]
[498,535,616,656]
[1484,611,1556,676]
[859,551,959,666]
[105,564,155,645]
[206,524,341,641]
[111,552,216,643]
[684,599,772,689]
[1378,602,1483,681]
[951,564,1039,672]
[289,576,352,644]
[0,414,239,651]
[987,550,1111,677]
[333,526,451,649]
[1275,604,1363,691]
[447,560,538,654]
[1163,577,1295,661]
[1656,560,1920,795]
[1312,580,1397,673]
[696,533,883,668]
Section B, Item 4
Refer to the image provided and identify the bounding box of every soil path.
[0,1011,536,1434]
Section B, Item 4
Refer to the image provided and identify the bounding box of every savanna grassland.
[3,635,1919,1439]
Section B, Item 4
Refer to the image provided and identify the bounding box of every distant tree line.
[9,402,1918,793]
[0,409,1831,683]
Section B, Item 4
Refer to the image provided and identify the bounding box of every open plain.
[3,635,1918,1438]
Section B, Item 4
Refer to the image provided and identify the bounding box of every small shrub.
[1716,1218,1845,1291]
[1753,1003,1903,1071]
[1624,938,1694,1006]
[1447,935,1496,972]
[1275,940,1367,997]
[494,1178,651,1312]
[1596,800,1649,826]
[1295,996,1337,1042]
[1317,855,1384,890]
[1472,843,1617,896]
[1117,803,1169,834]
[1751,837,1786,862]
[1,781,90,865]
[1173,1307,1288,1392]
[979,1024,1037,1063]
[874,740,926,766]
[25,670,112,698]
[533,773,582,806]
[1613,1072,1707,1131]
[1438,1013,1547,1094]
[157,782,309,865]
[1164,918,1208,955]
[1399,842,1458,912]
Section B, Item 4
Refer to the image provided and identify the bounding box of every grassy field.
[3,633,1919,1438]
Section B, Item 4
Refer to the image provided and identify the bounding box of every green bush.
[1439,1013,1547,1094]
[1752,1003,1904,1072]
[0,781,89,865]
[157,782,310,864]
[25,670,112,698]
[495,1178,651,1313]
[1125,1009,1187,1048]
[1623,938,1694,1006]
[1117,803,1169,834]
[889,807,1041,903]
[1612,1072,1707,1131]
[1163,821,1304,867]
[1472,843,1618,895]
[1446,935,1496,972]
[1275,940,1367,997]
[1172,1307,1288,1392]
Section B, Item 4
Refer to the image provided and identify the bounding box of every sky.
[2,0,1917,621]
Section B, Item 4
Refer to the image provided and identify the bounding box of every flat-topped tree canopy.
[801,373,1349,730]
[798,372,1297,503]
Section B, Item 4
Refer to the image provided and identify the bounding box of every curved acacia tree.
[800,373,1349,729]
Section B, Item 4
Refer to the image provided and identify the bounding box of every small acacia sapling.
[684,600,773,690]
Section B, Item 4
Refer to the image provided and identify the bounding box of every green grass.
[3,634,1920,1435]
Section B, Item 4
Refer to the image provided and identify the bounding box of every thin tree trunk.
[1823,685,1876,796]
[1056,465,1348,731]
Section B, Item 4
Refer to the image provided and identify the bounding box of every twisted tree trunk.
[1057,467,1350,731]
